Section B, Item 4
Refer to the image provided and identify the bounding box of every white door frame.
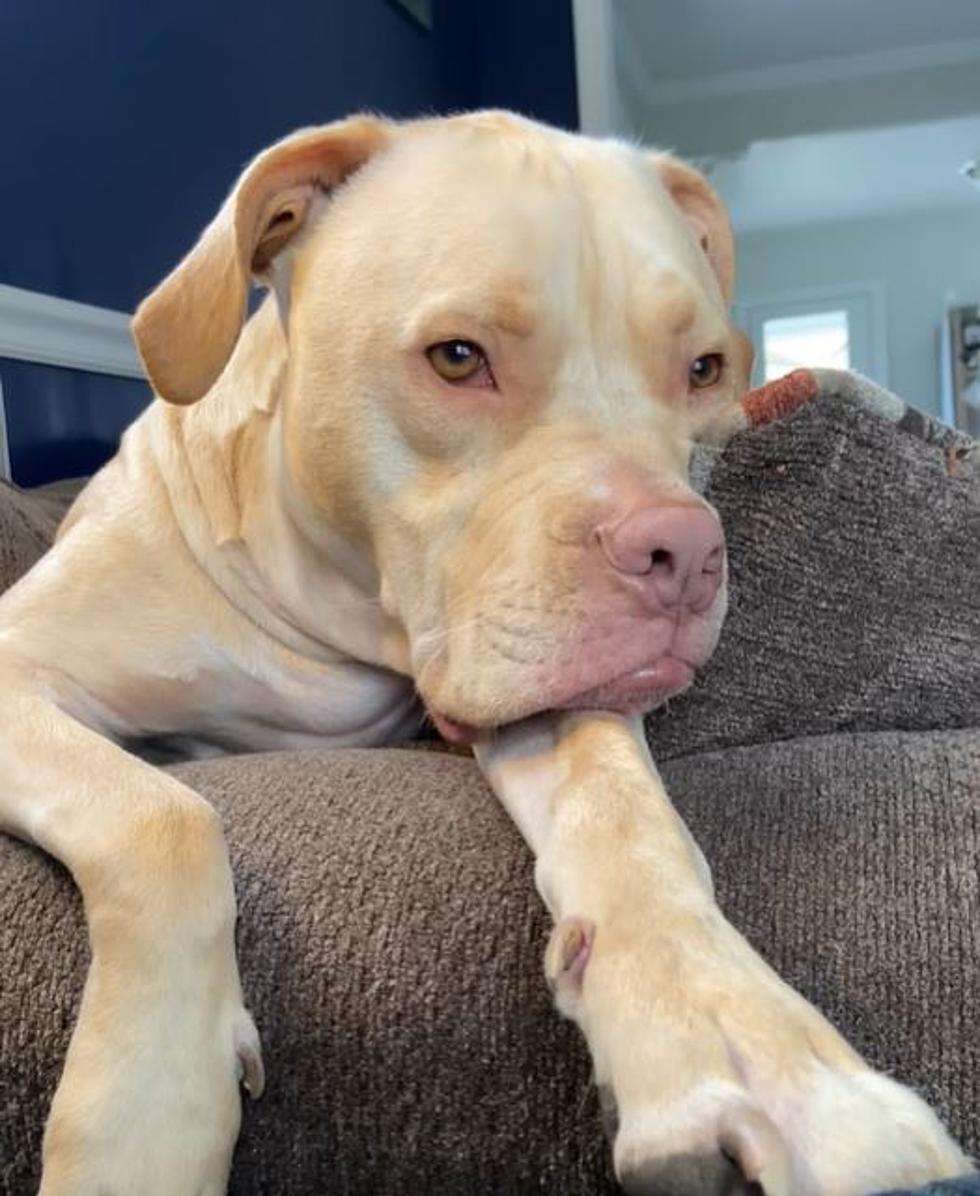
[571,0,620,135]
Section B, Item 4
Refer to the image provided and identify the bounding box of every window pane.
[762,310,850,382]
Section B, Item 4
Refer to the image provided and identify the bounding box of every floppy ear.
[652,155,735,304]
[132,116,393,405]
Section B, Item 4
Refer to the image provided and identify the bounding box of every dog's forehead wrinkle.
[434,112,582,186]
[375,118,583,223]
[552,155,709,355]
[400,283,542,345]
[397,124,661,290]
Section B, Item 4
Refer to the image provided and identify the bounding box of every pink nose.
[596,504,725,612]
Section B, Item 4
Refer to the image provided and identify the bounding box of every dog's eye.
[689,354,724,389]
[426,340,493,386]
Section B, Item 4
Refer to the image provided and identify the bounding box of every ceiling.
[713,114,980,233]
[614,0,980,85]
[612,0,980,231]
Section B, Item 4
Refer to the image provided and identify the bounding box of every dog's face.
[134,113,749,739]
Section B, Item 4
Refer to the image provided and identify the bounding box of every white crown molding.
[0,284,143,379]
[634,36,980,107]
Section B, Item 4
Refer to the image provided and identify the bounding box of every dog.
[0,111,972,1196]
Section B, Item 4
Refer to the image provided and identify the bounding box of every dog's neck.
[149,297,413,676]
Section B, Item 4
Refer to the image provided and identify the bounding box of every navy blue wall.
[0,362,152,487]
[0,0,577,483]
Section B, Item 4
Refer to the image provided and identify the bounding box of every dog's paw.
[556,912,973,1196]
[612,1068,970,1196]
[39,959,262,1196]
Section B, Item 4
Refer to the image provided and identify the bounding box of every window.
[761,309,850,382]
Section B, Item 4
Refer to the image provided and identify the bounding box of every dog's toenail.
[620,1150,755,1196]
[234,1012,265,1099]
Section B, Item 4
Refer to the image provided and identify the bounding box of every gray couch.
[1,370,977,1194]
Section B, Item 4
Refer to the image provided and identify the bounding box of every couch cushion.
[0,479,63,594]
[2,732,976,1194]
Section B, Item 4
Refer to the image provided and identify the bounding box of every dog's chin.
[427,656,696,747]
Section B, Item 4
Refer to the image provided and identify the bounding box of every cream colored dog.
[0,112,972,1196]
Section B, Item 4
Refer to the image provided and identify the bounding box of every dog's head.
[134,112,749,740]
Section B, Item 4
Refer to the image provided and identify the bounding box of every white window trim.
[734,281,888,389]
[0,283,143,379]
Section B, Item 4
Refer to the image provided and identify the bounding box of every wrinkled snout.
[420,456,731,737]
[595,502,725,615]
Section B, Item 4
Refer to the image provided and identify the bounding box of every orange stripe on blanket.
[742,369,819,427]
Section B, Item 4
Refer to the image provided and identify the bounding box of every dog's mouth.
[427,655,695,746]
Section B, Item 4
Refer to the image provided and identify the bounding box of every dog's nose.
[596,504,725,611]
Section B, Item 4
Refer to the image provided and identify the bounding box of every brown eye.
[426,339,492,385]
[689,353,724,389]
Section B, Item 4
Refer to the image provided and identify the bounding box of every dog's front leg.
[476,711,971,1196]
[0,655,261,1196]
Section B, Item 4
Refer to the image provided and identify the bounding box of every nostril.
[648,548,674,575]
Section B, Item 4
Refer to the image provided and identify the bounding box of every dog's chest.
[91,633,424,760]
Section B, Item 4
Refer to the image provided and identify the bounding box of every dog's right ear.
[651,154,735,304]
[132,116,393,405]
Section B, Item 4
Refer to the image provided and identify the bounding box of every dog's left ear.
[652,155,734,304]
[133,116,393,405]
